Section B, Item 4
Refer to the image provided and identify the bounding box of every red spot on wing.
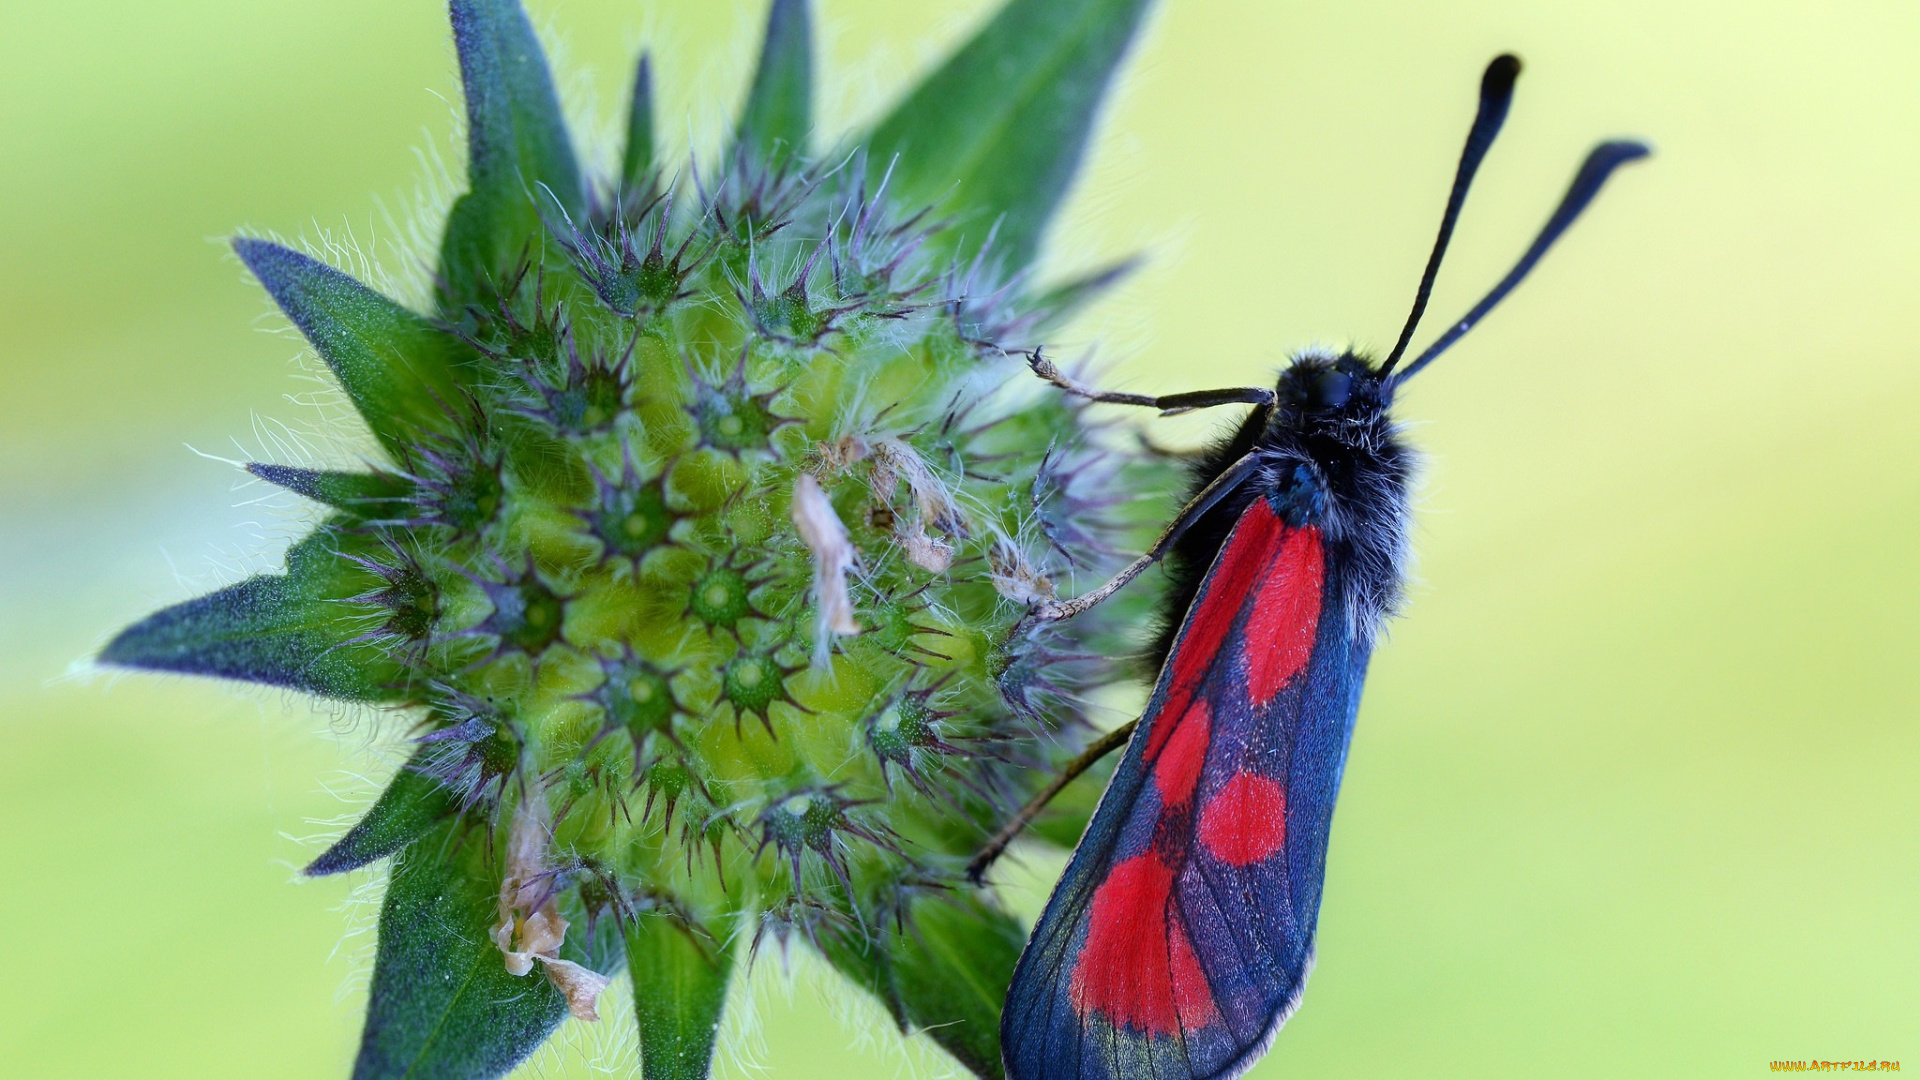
[1243,527,1324,706]
[1198,772,1288,866]
[1150,699,1211,807]
[1071,853,1219,1035]
[1166,923,1213,1030]
[1151,501,1287,751]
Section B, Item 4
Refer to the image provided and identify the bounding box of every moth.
[978,56,1648,1080]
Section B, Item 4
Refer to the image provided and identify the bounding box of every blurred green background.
[3,0,1915,1075]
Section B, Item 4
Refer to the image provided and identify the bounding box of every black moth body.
[1148,352,1413,674]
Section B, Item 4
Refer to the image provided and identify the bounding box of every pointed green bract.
[733,0,813,165]
[248,463,414,516]
[234,240,471,457]
[863,0,1154,271]
[100,523,409,701]
[622,54,656,195]
[352,817,566,1080]
[886,894,1025,1079]
[306,748,457,876]
[440,0,584,312]
[627,911,734,1080]
[816,893,1022,1079]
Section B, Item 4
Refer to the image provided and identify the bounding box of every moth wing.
[1001,499,1370,1080]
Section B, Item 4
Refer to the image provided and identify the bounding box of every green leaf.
[626,909,735,1080]
[862,0,1154,271]
[815,892,1022,1079]
[233,239,472,457]
[440,0,583,313]
[885,893,1023,1079]
[352,816,625,1080]
[100,522,409,701]
[247,462,414,516]
[620,53,656,195]
[305,747,457,876]
[733,0,813,166]
[352,817,562,1080]
[810,907,892,1001]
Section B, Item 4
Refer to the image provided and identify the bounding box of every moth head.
[1275,352,1389,420]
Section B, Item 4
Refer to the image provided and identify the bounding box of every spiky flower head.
[102,0,1170,1076]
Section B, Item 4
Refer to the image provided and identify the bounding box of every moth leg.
[1027,350,1275,415]
[966,718,1139,883]
[1028,450,1264,624]
[1134,429,1210,462]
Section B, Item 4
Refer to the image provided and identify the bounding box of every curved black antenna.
[1393,139,1651,384]
[1378,54,1523,378]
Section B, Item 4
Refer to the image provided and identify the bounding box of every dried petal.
[488,799,610,1019]
[989,537,1056,604]
[898,521,955,573]
[872,439,961,535]
[792,474,860,656]
[541,957,614,1021]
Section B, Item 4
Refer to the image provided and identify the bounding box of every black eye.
[1314,370,1352,409]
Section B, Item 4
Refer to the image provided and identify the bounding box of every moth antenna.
[1392,138,1650,384]
[1379,54,1522,377]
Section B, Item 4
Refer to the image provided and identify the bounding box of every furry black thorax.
[1146,351,1414,671]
